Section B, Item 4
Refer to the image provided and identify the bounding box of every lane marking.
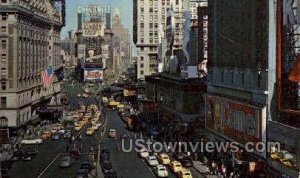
[37,152,61,178]
[141,159,156,178]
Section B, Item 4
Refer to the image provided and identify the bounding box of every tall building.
[77,5,112,30]
[133,0,185,80]
[112,8,131,75]
[0,0,64,129]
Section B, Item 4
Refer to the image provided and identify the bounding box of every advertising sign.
[205,95,267,157]
[84,68,103,82]
[83,22,104,37]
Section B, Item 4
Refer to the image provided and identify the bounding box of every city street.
[101,110,204,178]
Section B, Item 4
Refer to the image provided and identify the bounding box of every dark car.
[11,151,24,161]
[100,149,110,162]
[52,133,61,140]
[60,156,74,168]
[179,156,194,167]
[80,161,92,170]
[76,167,88,178]
[101,160,113,172]
[24,148,38,157]
[104,168,117,178]
[63,130,72,139]
[172,152,186,161]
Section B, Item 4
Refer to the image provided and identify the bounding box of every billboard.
[84,68,103,82]
[205,95,267,158]
[83,22,104,37]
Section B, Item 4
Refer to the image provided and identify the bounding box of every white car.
[21,139,43,145]
[146,156,159,166]
[92,123,101,130]
[137,147,149,158]
[155,164,168,177]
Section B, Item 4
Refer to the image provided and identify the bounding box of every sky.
[61,0,134,45]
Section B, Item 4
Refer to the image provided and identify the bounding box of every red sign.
[205,95,266,145]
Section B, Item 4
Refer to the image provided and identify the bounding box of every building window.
[140,38,144,43]
[1,0,7,3]
[140,63,144,68]
[1,40,7,49]
[0,97,6,108]
[149,23,153,28]
[150,38,153,43]
[141,8,144,13]
[141,56,144,61]
[140,70,144,75]
[1,26,6,33]
[176,0,179,5]
[140,23,144,28]
[2,15,7,21]
[149,8,153,13]
[141,47,144,51]
[154,23,158,28]
[1,82,6,90]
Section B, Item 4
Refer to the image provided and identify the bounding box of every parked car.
[108,129,116,138]
[179,156,194,167]
[154,164,168,177]
[178,168,193,178]
[92,123,101,130]
[23,148,38,157]
[170,161,183,174]
[60,156,74,168]
[146,156,159,166]
[104,168,117,178]
[100,149,110,162]
[76,167,88,178]
[70,148,81,159]
[80,161,92,170]
[173,152,186,161]
[158,153,170,165]
[101,160,113,172]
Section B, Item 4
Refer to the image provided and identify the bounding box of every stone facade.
[0,0,63,128]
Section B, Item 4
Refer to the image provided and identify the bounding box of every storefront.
[205,94,268,176]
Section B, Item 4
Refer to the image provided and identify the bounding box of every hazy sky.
[61,0,133,38]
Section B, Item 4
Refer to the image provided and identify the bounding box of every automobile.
[75,125,83,131]
[145,156,159,166]
[95,111,101,116]
[51,128,58,134]
[58,129,66,134]
[170,161,183,174]
[74,121,84,127]
[154,164,168,177]
[11,150,35,161]
[82,116,90,123]
[51,133,61,140]
[86,128,95,135]
[179,156,194,167]
[76,167,88,178]
[92,123,101,130]
[158,153,170,165]
[104,168,117,178]
[21,139,43,145]
[173,152,186,161]
[41,131,52,140]
[53,123,64,130]
[70,148,81,159]
[137,147,149,158]
[100,149,110,162]
[82,93,89,98]
[11,151,24,161]
[60,156,74,168]
[108,129,116,138]
[80,161,92,170]
[23,148,38,157]
[279,151,296,167]
[77,94,81,97]
[63,130,72,139]
[178,168,193,178]
[101,160,113,172]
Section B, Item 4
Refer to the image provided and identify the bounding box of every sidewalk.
[193,161,219,178]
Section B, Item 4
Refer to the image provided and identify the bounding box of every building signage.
[84,68,103,82]
[124,89,137,97]
[78,5,110,14]
[205,95,266,146]
[83,22,104,37]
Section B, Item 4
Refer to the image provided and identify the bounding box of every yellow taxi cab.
[86,128,95,135]
[75,125,83,131]
[158,153,171,165]
[178,168,193,178]
[270,152,280,160]
[170,161,182,174]
[74,121,84,127]
[41,131,52,140]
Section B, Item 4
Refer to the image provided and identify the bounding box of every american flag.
[41,66,53,88]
